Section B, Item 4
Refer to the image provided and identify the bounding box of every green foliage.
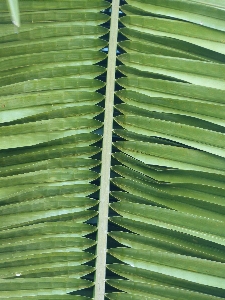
[1,0,225,299]
[0,0,109,298]
[108,1,225,299]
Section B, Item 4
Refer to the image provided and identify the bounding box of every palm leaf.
[0,0,110,297]
[108,1,225,299]
[1,0,225,299]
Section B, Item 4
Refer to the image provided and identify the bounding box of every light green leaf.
[117,77,225,105]
[119,40,208,61]
[121,15,225,54]
[0,117,102,149]
[0,24,108,43]
[108,264,225,298]
[0,204,98,230]
[116,90,225,127]
[106,292,157,300]
[0,50,106,72]
[112,176,225,222]
[1,10,109,25]
[0,157,100,177]
[0,277,93,297]
[115,113,225,157]
[0,77,105,96]
[0,250,95,271]
[111,201,225,245]
[107,279,222,299]
[7,0,20,27]
[125,0,225,31]
[2,296,90,300]
[110,217,225,262]
[0,38,106,58]
[0,222,96,239]
[120,27,225,63]
[0,236,95,253]
[0,195,98,215]
[109,247,225,289]
[118,53,225,89]
[0,65,105,89]
[113,152,225,188]
[1,143,100,168]
[115,141,225,174]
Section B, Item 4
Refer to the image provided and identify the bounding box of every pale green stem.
[94,0,120,299]
[7,0,20,27]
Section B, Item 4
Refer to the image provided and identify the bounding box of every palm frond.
[0,0,110,297]
[108,1,225,299]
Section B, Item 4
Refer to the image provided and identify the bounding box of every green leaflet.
[0,222,96,239]
[108,264,225,298]
[110,216,225,262]
[1,296,90,300]
[0,38,106,58]
[116,102,225,140]
[0,169,98,187]
[113,164,225,206]
[1,226,94,241]
[189,0,225,8]
[1,10,109,25]
[125,0,225,31]
[0,65,105,88]
[0,278,93,297]
[0,157,100,177]
[116,92,225,133]
[118,65,181,82]
[111,201,225,245]
[115,114,225,157]
[117,77,225,105]
[0,77,104,96]
[0,250,94,268]
[0,236,95,253]
[0,24,108,43]
[0,0,110,11]
[0,91,103,110]
[119,40,208,61]
[0,182,98,204]
[114,128,193,147]
[120,16,225,55]
[118,53,225,90]
[110,230,212,254]
[108,247,225,289]
[113,152,225,188]
[112,176,225,222]
[115,141,225,174]
[0,196,98,215]
[120,27,225,63]
[4,105,103,126]
[0,143,100,167]
[116,90,225,127]
[107,279,222,300]
[121,3,158,17]
[3,265,94,280]
[2,296,90,300]
[106,292,157,300]
[0,117,101,149]
[0,50,106,72]
[0,203,98,230]
[0,92,104,123]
